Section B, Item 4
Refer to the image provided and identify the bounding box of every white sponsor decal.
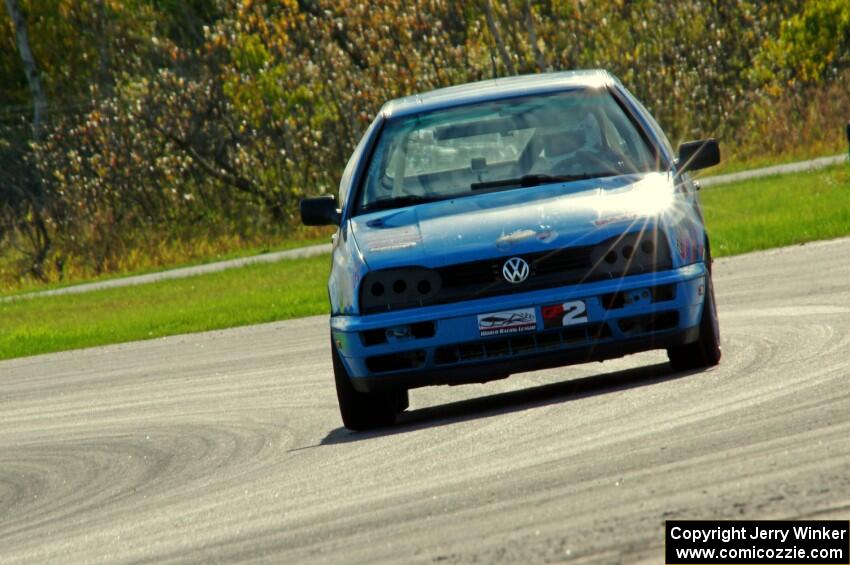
[477,308,537,337]
[363,225,421,252]
[593,213,637,226]
[496,229,537,250]
[368,241,418,252]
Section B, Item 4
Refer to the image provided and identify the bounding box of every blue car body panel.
[324,70,710,391]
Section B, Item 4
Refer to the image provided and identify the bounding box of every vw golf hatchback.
[302,70,721,430]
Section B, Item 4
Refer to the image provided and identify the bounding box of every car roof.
[380,70,617,119]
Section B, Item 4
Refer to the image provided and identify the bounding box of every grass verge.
[0,255,330,360]
[1,165,848,361]
[0,232,333,297]
[700,164,850,256]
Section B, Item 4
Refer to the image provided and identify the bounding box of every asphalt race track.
[2,238,850,563]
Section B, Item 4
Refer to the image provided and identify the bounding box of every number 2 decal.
[561,300,588,326]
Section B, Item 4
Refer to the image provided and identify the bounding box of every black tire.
[667,254,721,372]
[331,337,405,430]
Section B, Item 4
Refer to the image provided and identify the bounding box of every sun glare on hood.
[600,172,676,218]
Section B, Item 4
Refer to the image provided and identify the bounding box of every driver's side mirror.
[300,195,341,226]
[677,139,720,173]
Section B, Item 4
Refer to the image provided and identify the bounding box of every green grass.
[1,165,849,361]
[0,234,332,297]
[701,164,850,256]
[0,255,330,360]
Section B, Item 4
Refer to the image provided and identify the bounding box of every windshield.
[357,88,659,213]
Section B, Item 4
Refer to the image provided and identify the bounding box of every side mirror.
[300,195,341,226]
[677,139,720,173]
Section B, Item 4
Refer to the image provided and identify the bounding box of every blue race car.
[301,70,721,430]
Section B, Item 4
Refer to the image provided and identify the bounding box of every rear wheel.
[667,252,721,372]
[331,337,406,430]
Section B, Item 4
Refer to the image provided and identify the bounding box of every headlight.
[589,230,672,277]
[360,267,442,313]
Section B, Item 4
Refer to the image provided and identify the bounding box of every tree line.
[1,0,849,283]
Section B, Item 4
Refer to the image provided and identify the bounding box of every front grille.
[360,232,673,314]
[439,261,496,288]
[429,234,671,307]
[437,245,593,290]
[424,245,599,308]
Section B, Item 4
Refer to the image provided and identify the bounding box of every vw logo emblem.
[502,257,530,284]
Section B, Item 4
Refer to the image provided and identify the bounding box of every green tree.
[753,0,850,88]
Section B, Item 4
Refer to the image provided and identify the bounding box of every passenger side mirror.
[677,139,720,173]
[300,195,341,226]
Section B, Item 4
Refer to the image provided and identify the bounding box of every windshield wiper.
[471,172,619,191]
[361,194,446,212]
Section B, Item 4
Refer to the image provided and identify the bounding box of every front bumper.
[330,263,707,392]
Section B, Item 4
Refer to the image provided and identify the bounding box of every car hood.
[350,172,677,270]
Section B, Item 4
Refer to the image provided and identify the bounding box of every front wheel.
[667,262,721,372]
[331,337,406,430]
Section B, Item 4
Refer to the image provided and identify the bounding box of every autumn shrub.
[2,0,850,288]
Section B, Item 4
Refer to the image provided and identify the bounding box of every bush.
[2,0,849,287]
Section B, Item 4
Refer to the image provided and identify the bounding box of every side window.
[597,104,654,172]
[617,85,674,160]
[594,110,626,152]
[339,116,382,207]
[362,131,395,202]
